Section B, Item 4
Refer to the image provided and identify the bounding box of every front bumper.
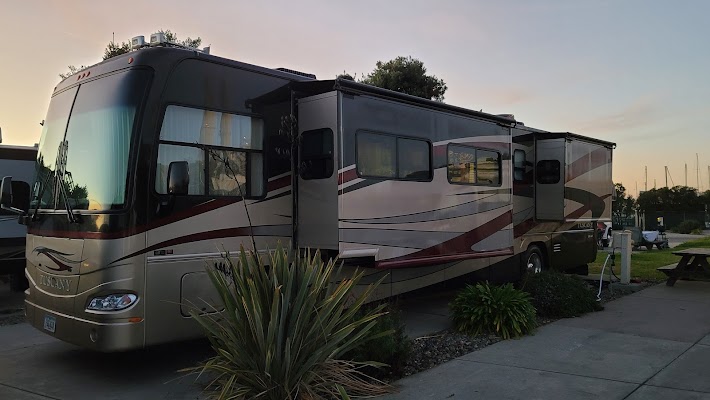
[25,299,145,352]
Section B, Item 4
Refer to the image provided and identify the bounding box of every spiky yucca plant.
[450,282,536,339]
[186,247,392,399]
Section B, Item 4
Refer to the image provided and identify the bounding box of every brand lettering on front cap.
[38,274,72,293]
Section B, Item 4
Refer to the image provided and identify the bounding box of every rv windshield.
[33,70,150,211]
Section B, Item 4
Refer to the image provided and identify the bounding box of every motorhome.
[0,37,613,351]
[0,142,36,290]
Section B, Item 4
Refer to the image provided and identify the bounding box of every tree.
[59,65,87,80]
[360,56,447,101]
[612,183,635,228]
[60,29,203,79]
[337,72,355,81]
[160,29,202,49]
[636,186,703,213]
[103,40,131,60]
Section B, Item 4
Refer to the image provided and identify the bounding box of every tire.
[522,245,546,276]
[645,244,653,251]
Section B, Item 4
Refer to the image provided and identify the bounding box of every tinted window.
[447,145,501,186]
[160,106,263,149]
[398,138,431,181]
[536,160,561,184]
[357,132,396,178]
[156,105,265,197]
[156,145,205,195]
[35,70,150,211]
[513,150,526,182]
[357,132,431,181]
[208,150,246,196]
[476,149,500,185]
[300,128,334,180]
[447,145,476,184]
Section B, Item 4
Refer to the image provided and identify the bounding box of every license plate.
[43,315,56,333]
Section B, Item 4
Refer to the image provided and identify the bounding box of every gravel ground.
[398,280,655,378]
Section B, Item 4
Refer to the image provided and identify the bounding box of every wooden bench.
[657,248,710,286]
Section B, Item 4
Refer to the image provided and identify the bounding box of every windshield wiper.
[56,176,77,223]
[31,172,78,223]
[31,172,54,221]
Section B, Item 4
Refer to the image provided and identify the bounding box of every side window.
[357,132,396,178]
[513,150,526,182]
[155,105,265,197]
[156,144,205,195]
[356,132,431,181]
[536,160,561,184]
[300,128,334,180]
[447,145,476,184]
[447,145,501,186]
[398,138,431,180]
[476,149,500,185]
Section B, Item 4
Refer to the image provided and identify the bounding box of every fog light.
[86,294,137,311]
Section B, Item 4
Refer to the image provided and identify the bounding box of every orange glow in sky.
[2,0,709,196]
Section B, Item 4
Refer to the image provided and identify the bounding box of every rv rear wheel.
[523,245,545,275]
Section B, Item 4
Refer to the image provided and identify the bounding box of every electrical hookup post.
[619,231,632,284]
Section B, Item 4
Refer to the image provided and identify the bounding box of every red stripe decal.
[338,169,358,185]
[377,249,513,269]
[267,175,292,192]
[376,211,512,268]
[567,148,609,182]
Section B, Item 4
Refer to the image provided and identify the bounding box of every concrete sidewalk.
[388,281,710,399]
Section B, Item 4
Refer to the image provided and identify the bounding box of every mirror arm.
[1,204,25,215]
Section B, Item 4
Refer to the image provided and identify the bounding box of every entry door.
[535,138,566,221]
[297,92,339,250]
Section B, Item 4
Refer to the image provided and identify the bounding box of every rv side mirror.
[167,161,189,195]
[0,176,12,207]
[0,176,25,215]
[11,181,31,212]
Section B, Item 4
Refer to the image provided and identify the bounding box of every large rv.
[0,143,36,290]
[0,41,613,351]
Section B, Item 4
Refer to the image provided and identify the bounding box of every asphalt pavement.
[0,230,708,399]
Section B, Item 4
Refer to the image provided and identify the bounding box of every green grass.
[590,236,710,281]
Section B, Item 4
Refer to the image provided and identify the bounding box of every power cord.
[597,248,617,302]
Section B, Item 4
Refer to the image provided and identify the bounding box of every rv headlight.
[86,294,137,311]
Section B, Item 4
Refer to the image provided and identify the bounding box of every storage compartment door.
[535,138,566,221]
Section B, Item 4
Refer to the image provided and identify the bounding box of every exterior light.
[150,32,166,46]
[86,294,138,311]
[131,36,145,49]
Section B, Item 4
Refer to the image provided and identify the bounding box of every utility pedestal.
[610,230,641,292]
[619,231,632,284]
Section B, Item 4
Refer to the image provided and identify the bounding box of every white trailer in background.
[0,141,37,290]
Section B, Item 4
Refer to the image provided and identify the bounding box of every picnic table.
[657,248,710,286]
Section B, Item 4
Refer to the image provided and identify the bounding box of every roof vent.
[275,67,316,79]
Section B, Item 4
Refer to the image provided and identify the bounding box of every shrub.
[187,247,391,399]
[450,282,536,339]
[521,271,603,318]
[672,219,704,234]
[346,305,411,379]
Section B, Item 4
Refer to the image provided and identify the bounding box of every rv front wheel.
[523,245,545,275]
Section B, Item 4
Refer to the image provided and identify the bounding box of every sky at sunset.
[1,0,709,197]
